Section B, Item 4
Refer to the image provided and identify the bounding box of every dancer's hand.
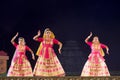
[33,30,40,40]
[11,32,19,43]
[106,50,109,55]
[106,47,109,55]
[89,32,92,37]
[58,48,61,54]
[85,32,92,43]
[32,53,35,60]
[32,55,35,60]
[15,32,19,37]
[87,32,92,39]
[37,30,41,36]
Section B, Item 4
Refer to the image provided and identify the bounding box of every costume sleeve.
[53,39,59,44]
[25,46,31,51]
[37,38,43,42]
[13,42,18,47]
[86,42,92,46]
[101,43,107,48]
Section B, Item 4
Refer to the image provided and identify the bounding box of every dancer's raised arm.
[33,30,41,41]
[11,32,18,44]
[85,32,92,43]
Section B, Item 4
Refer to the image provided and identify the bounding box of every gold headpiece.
[43,28,55,39]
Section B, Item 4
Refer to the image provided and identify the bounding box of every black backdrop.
[0,0,120,76]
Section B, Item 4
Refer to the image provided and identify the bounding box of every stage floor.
[0,76,120,80]
[0,71,120,80]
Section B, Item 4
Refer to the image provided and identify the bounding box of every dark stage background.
[0,0,120,76]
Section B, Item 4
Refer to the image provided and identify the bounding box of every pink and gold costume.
[81,42,110,76]
[33,38,65,76]
[7,42,33,76]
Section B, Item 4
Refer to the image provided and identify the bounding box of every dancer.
[33,28,65,76]
[81,32,110,76]
[7,32,35,76]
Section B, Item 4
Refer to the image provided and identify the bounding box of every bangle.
[87,36,90,38]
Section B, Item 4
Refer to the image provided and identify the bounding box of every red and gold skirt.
[7,57,33,76]
[81,54,110,76]
[33,56,65,77]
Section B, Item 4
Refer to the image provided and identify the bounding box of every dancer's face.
[45,31,51,38]
[18,39,25,45]
[93,37,99,43]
